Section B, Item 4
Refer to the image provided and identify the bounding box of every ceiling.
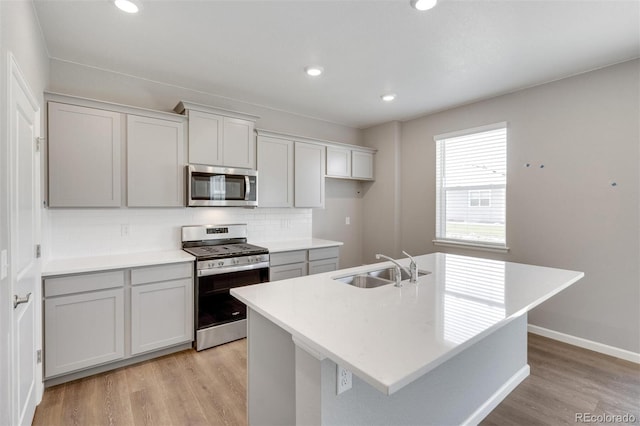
[33,0,640,129]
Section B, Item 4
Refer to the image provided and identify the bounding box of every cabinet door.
[352,151,374,180]
[326,147,351,177]
[44,288,124,378]
[294,142,325,208]
[270,263,308,282]
[188,110,223,165]
[308,258,339,275]
[223,117,255,169]
[130,278,193,355]
[257,136,293,207]
[48,102,122,207]
[127,115,185,207]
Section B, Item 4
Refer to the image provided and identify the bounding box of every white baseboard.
[528,324,640,364]
[462,364,530,426]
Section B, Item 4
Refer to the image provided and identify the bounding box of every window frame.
[433,122,510,253]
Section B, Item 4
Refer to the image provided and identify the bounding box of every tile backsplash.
[44,207,312,260]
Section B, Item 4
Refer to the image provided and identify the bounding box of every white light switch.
[345,217,351,225]
[1,250,8,280]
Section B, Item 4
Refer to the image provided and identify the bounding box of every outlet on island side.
[336,365,352,394]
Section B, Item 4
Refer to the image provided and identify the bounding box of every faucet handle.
[402,251,418,283]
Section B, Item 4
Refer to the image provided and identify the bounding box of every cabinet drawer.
[270,262,308,281]
[308,246,340,261]
[308,258,339,275]
[131,262,193,286]
[44,270,125,297]
[269,250,307,267]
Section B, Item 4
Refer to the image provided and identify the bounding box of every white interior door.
[8,53,41,426]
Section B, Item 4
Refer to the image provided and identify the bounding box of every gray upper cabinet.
[46,94,188,208]
[326,145,375,181]
[294,141,325,208]
[326,146,351,178]
[351,150,374,180]
[223,117,255,169]
[187,109,223,165]
[175,101,259,169]
[257,135,294,207]
[127,115,185,207]
[48,102,122,207]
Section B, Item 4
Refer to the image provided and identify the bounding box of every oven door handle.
[198,261,270,277]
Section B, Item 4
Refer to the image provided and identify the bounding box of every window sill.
[432,239,510,254]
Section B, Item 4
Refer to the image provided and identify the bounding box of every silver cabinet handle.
[13,292,32,309]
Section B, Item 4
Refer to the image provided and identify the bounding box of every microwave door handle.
[245,176,250,200]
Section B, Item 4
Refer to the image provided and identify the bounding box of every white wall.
[46,207,311,259]
[49,59,361,145]
[371,60,639,353]
[361,121,402,264]
[46,60,363,265]
[312,179,364,268]
[0,1,50,423]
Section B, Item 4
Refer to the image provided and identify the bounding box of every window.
[435,123,507,249]
[469,190,491,207]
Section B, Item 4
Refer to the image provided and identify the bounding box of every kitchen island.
[231,253,584,425]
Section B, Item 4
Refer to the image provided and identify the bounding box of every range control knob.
[217,261,224,267]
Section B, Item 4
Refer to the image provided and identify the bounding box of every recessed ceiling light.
[305,66,324,77]
[410,0,438,11]
[114,0,140,14]
[381,94,397,102]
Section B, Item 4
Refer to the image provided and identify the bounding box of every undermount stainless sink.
[334,267,430,289]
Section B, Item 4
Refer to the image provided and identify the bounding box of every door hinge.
[35,244,41,259]
[35,137,45,152]
[36,350,42,364]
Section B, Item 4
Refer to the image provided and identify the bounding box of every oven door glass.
[197,267,269,329]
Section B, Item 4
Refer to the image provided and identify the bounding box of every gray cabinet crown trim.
[256,128,377,154]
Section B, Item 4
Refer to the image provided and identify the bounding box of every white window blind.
[435,123,507,247]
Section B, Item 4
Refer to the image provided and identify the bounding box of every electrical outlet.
[121,224,130,237]
[345,216,350,225]
[336,365,352,394]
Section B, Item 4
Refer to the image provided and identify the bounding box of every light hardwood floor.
[33,334,639,426]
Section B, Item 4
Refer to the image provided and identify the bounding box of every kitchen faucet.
[375,251,419,287]
[402,251,418,284]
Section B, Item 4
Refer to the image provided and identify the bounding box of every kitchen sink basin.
[334,267,430,289]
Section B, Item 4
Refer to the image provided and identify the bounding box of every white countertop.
[253,238,343,253]
[42,250,195,276]
[231,252,584,395]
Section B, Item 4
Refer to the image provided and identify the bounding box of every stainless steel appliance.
[187,164,258,207]
[182,224,269,350]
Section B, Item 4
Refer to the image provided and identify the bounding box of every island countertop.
[231,252,583,395]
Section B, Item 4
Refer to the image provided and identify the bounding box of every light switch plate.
[1,250,8,279]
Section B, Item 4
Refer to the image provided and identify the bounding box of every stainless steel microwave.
[187,164,258,207]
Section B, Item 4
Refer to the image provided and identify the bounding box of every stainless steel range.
[182,224,269,351]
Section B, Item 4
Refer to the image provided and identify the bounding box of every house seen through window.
[435,123,507,247]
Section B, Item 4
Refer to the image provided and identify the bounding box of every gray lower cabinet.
[43,262,193,380]
[130,263,193,355]
[44,271,126,378]
[269,246,339,282]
